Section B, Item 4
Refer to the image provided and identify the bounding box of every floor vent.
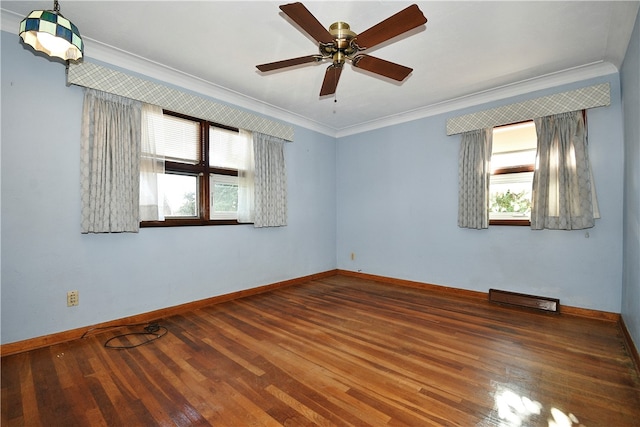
[489,289,559,313]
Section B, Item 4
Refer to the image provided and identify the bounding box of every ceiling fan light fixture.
[19,0,83,61]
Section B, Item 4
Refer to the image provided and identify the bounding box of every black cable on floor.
[80,322,152,339]
[103,323,168,349]
[80,322,168,349]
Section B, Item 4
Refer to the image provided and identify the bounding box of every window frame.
[140,110,244,228]
[489,121,536,227]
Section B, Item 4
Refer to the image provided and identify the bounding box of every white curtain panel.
[531,111,599,230]
[458,129,493,229]
[237,129,255,223]
[139,104,165,221]
[80,89,141,233]
[252,133,287,228]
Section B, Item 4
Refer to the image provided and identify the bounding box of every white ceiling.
[2,1,638,137]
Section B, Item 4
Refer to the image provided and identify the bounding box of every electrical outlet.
[351,252,355,260]
[67,290,79,307]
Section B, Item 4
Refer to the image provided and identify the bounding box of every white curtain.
[80,89,141,233]
[251,132,288,228]
[531,111,599,230]
[237,129,255,223]
[458,129,493,229]
[139,104,165,221]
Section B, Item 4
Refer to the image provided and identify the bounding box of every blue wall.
[1,32,337,344]
[336,74,625,313]
[1,21,635,345]
[621,8,640,353]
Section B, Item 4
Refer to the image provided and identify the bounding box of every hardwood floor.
[2,274,640,426]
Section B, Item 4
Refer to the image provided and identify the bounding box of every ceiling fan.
[256,2,427,97]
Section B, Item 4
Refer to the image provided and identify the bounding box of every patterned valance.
[67,62,294,141]
[446,83,610,135]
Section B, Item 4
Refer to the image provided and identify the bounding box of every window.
[142,111,245,227]
[489,121,537,226]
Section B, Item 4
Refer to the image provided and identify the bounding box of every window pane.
[210,174,238,220]
[210,127,241,169]
[159,174,198,217]
[163,115,199,164]
[489,172,533,219]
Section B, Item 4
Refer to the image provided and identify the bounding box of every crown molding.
[1,8,619,139]
[81,37,339,137]
[335,61,619,138]
[82,38,619,139]
[1,8,19,34]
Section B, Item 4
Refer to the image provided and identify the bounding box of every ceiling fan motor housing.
[321,22,358,65]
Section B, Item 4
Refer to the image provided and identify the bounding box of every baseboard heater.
[489,289,560,313]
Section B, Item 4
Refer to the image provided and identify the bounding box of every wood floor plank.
[2,274,639,426]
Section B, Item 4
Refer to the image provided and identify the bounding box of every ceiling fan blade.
[319,64,343,96]
[355,4,427,50]
[280,2,335,45]
[256,55,322,72]
[352,55,412,81]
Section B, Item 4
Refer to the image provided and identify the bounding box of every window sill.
[489,219,530,226]
[141,219,248,227]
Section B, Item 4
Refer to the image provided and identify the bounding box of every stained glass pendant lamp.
[19,0,83,61]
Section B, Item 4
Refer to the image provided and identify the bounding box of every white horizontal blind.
[210,127,242,169]
[447,83,610,136]
[491,150,536,171]
[163,115,200,164]
[491,121,537,171]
